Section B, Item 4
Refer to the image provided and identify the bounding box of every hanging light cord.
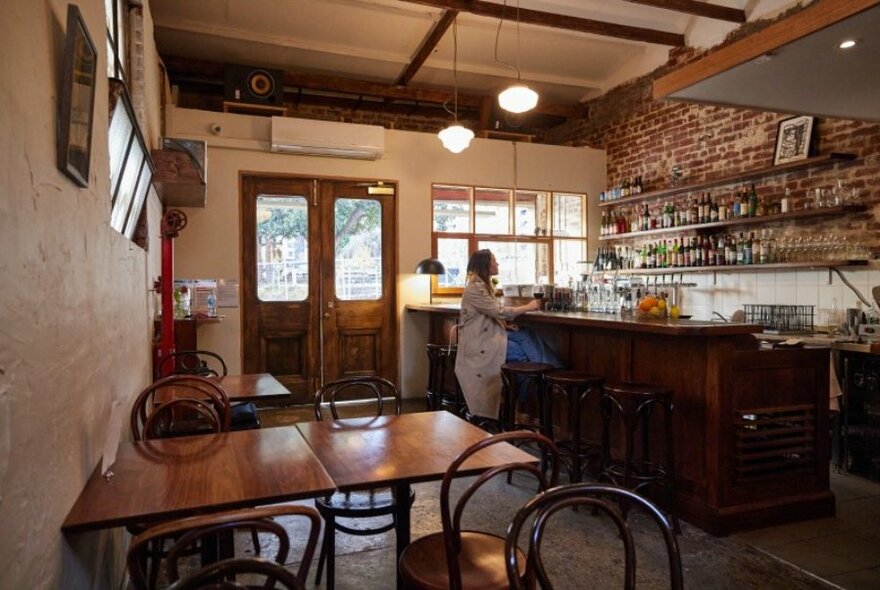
[443,16,461,120]
[493,0,520,78]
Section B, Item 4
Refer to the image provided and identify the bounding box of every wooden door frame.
[238,171,400,390]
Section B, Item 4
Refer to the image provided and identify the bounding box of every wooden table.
[295,411,536,589]
[154,373,291,404]
[62,427,335,533]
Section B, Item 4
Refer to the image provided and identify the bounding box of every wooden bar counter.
[408,303,834,535]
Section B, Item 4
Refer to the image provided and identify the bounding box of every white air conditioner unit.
[270,117,385,160]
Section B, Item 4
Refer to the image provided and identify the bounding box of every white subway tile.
[776,284,798,304]
[756,285,775,303]
[776,269,798,285]
[756,271,776,287]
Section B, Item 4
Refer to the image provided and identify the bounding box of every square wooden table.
[295,411,537,589]
[153,373,291,405]
[62,426,335,533]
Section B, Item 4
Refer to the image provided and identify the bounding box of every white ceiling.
[150,0,791,106]
[666,4,880,121]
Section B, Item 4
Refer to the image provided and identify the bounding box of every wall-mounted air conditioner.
[270,117,385,160]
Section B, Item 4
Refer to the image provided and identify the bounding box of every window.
[432,184,587,293]
[105,1,152,243]
[256,195,309,302]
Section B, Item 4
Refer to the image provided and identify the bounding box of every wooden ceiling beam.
[622,1,745,23]
[397,0,685,46]
[163,56,587,119]
[396,9,458,86]
[654,0,880,99]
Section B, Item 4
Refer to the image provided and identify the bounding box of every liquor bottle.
[709,193,719,222]
[718,197,728,222]
[748,184,758,217]
[754,230,764,264]
[621,178,630,198]
[732,192,741,218]
[635,175,643,194]
[648,243,656,269]
[781,187,792,213]
[735,233,745,265]
[716,234,726,266]
[757,195,766,217]
[683,238,691,267]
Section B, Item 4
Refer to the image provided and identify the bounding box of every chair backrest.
[312,376,401,421]
[156,350,228,380]
[441,431,560,590]
[130,375,232,441]
[505,483,683,590]
[128,505,321,590]
[165,558,305,590]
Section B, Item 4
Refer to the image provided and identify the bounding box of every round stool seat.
[604,382,672,398]
[546,371,604,385]
[425,344,466,416]
[501,361,555,375]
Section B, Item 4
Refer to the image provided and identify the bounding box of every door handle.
[324,312,331,319]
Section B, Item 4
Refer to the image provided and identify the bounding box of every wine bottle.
[748,184,758,217]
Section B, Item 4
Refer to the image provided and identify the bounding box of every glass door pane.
[256,195,309,302]
[335,198,382,300]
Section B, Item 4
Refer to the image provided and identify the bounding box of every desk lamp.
[414,258,446,305]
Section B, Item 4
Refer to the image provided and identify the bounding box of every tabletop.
[62,426,335,533]
[295,411,537,490]
[154,373,291,404]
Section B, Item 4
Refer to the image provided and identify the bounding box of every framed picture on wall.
[772,115,815,166]
[57,4,98,188]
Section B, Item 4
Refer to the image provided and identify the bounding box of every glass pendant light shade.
[438,124,475,154]
[498,84,538,114]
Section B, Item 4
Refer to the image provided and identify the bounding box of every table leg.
[394,482,411,590]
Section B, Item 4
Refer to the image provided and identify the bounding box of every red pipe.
[158,231,175,377]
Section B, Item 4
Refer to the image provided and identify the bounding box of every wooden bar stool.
[545,371,604,483]
[500,362,555,437]
[424,343,467,416]
[600,382,680,533]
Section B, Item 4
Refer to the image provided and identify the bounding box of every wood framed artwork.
[773,115,815,166]
[57,4,98,187]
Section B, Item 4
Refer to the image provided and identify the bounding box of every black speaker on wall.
[224,64,285,106]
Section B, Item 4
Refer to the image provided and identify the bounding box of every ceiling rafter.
[396,9,458,86]
[162,55,587,119]
[396,0,685,46]
[621,0,745,23]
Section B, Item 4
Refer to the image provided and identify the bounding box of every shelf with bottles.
[598,152,857,209]
[599,204,867,241]
[612,260,869,276]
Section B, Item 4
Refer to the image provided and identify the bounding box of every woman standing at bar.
[455,249,560,420]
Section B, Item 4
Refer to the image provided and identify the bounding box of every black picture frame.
[57,4,98,188]
[772,115,815,166]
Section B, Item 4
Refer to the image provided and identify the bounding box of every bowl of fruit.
[636,295,667,320]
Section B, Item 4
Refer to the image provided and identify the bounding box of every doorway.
[241,174,398,404]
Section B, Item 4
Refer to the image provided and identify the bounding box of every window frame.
[431,183,588,296]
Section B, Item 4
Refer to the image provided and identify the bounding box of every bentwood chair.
[128,505,320,590]
[398,431,560,590]
[156,350,228,380]
[131,375,232,441]
[505,483,683,590]
[312,376,414,590]
[166,558,305,590]
[156,349,261,430]
[128,375,233,588]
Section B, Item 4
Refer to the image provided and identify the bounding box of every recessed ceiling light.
[838,39,858,49]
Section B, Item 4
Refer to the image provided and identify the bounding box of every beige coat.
[454,277,518,419]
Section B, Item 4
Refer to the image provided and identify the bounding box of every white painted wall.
[0,1,163,587]
[165,107,607,396]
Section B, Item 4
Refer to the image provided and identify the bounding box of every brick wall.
[547,62,880,251]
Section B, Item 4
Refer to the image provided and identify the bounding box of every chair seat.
[399,531,526,590]
[546,371,603,385]
[501,362,555,375]
[316,487,415,516]
[604,382,673,398]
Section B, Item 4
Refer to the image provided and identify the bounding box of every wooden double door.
[241,175,397,403]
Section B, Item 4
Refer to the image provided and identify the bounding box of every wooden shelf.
[612,260,868,276]
[599,204,866,242]
[598,153,857,209]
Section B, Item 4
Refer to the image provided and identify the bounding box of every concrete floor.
[159,401,880,589]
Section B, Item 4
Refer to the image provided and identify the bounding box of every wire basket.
[744,304,815,334]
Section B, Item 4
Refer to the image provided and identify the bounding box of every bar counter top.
[406,303,764,337]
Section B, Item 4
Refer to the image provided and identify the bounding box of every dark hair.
[466,249,495,296]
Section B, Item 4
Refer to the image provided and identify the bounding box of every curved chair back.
[131,375,231,441]
[505,483,683,590]
[313,376,401,421]
[441,431,560,590]
[166,558,304,590]
[156,350,228,380]
[128,505,321,590]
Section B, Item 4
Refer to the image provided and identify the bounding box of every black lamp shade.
[414,258,446,275]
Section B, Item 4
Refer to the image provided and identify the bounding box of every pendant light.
[438,16,474,154]
[497,0,538,114]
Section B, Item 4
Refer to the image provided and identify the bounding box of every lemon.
[670,306,680,320]
[657,299,667,310]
